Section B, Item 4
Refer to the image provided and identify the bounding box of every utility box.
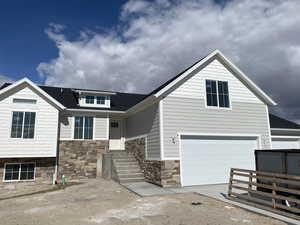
[255,150,300,176]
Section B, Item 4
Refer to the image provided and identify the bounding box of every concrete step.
[114,158,137,163]
[118,173,144,179]
[119,177,145,183]
[117,169,142,174]
[114,162,140,166]
[115,164,141,170]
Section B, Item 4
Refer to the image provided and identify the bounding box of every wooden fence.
[228,168,300,220]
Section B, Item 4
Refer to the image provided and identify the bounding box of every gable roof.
[0,82,147,112]
[269,113,300,130]
[0,50,277,112]
[151,50,276,106]
[0,78,66,110]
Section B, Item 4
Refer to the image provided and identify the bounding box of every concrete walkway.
[123,182,300,225]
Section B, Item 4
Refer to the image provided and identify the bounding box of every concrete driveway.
[123,182,300,225]
[0,179,289,225]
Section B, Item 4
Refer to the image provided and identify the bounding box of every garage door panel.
[181,136,257,186]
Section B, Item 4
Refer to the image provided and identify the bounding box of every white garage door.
[272,138,299,149]
[181,135,258,186]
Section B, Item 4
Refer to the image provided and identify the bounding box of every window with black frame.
[206,80,230,108]
[74,116,94,139]
[11,111,36,138]
[4,163,35,181]
[85,96,95,104]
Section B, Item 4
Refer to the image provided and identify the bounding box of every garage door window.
[4,163,35,182]
[206,80,230,108]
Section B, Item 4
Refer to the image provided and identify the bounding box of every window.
[96,96,106,105]
[74,116,94,139]
[85,96,95,104]
[111,122,119,128]
[206,80,230,108]
[11,112,36,138]
[13,98,37,104]
[4,163,35,181]
[218,81,230,108]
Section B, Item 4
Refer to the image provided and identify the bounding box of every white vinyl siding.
[0,84,59,157]
[161,58,270,159]
[94,116,108,140]
[59,113,108,140]
[272,138,300,149]
[126,103,160,159]
[162,97,270,159]
[168,59,263,104]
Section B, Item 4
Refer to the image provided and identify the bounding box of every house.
[269,114,300,149]
[0,50,299,187]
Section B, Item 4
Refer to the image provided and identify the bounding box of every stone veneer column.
[58,140,108,180]
[125,138,181,187]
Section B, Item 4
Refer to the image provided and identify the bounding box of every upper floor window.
[96,96,106,105]
[206,80,230,108]
[11,111,36,139]
[74,116,94,140]
[85,96,95,104]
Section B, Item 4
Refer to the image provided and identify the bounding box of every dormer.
[75,89,116,108]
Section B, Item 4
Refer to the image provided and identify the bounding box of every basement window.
[4,163,35,182]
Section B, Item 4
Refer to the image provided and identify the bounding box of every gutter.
[66,108,126,114]
[271,128,300,132]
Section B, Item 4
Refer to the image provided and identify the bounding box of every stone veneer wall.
[125,138,181,187]
[59,140,108,180]
[0,158,56,184]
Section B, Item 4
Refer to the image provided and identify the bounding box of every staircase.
[111,151,145,183]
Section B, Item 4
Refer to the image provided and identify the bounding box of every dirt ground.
[0,179,287,225]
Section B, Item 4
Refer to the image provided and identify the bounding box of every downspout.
[53,110,61,184]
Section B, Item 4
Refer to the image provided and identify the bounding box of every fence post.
[248,171,253,197]
[228,168,233,197]
[272,177,277,209]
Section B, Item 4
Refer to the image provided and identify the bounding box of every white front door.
[109,120,124,150]
[180,135,258,186]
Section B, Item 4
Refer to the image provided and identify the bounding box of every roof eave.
[154,49,277,106]
[0,78,66,110]
[271,128,300,132]
[66,108,126,114]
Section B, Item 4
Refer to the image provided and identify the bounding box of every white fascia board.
[66,108,126,114]
[271,128,300,132]
[217,50,276,106]
[272,135,300,139]
[0,77,66,110]
[74,89,116,96]
[154,49,276,106]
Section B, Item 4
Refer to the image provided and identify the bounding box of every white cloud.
[0,74,14,86]
[38,0,300,121]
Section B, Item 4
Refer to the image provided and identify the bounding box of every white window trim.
[9,111,37,140]
[204,79,232,110]
[73,116,95,140]
[3,162,36,182]
[79,95,110,108]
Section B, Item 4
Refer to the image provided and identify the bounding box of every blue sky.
[0,0,127,82]
[0,0,300,121]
